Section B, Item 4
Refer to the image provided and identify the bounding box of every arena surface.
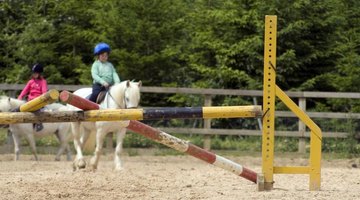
[0,154,359,200]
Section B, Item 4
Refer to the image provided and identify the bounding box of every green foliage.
[0,0,360,153]
[1,0,358,102]
[35,135,60,147]
[123,132,158,148]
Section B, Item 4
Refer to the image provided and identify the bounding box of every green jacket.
[91,60,121,85]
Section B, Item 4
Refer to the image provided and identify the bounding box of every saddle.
[96,91,107,104]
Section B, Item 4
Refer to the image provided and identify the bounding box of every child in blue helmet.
[89,42,121,103]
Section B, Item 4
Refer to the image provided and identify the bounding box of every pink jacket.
[18,78,48,101]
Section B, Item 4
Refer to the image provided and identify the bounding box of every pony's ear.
[138,80,142,87]
[126,80,130,87]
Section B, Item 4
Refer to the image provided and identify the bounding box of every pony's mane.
[112,81,127,94]
[109,81,128,108]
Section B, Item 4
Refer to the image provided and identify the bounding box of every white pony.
[0,96,72,161]
[69,80,141,171]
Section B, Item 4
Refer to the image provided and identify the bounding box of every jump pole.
[0,92,263,124]
[0,105,262,124]
[59,90,100,110]
[127,120,258,183]
[13,89,59,112]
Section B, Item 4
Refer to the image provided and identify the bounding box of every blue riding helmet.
[94,42,111,55]
[32,63,43,73]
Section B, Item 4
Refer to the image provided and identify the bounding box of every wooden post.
[8,90,17,98]
[203,95,212,150]
[298,98,306,153]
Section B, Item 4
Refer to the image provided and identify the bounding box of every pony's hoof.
[114,165,123,171]
[78,159,86,169]
[73,159,86,171]
[89,162,97,172]
[89,157,98,171]
[114,167,123,171]
[89,164,97,171]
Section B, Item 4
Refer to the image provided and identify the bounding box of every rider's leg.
[33,108,44,132]
[89,83,103,103]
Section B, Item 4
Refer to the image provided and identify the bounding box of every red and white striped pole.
[127,120,258,183]
[60,90,100,110]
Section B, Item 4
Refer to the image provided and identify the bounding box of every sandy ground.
[0,153,359,200]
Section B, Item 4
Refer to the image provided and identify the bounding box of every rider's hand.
[103,82,109,88]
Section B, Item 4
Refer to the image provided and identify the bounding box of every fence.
[1,83,359,153]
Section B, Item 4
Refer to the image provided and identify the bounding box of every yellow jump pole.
[0,106,262,124]
[14,89,59,112]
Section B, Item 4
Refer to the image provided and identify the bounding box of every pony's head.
[110,80,141,109]
[0,96,25,112]
[124,80,142,108]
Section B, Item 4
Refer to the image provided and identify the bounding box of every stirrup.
[35,123,43,132]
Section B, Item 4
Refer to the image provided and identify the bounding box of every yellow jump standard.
[261,15,322,191]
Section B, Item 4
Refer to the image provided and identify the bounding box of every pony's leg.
[54,131,65,161]
[114,128,126,171]
[65,143,72,161]
[63,124,72,161]
[80,128,91,149]
[89,128,107,171]
[11,132,21,161]
[54,124,72,161]
[71,122,86,170]
[24,131,38,161]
